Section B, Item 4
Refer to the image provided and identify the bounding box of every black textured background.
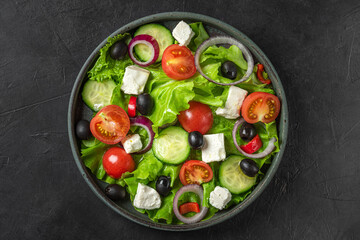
[1,0,360,239]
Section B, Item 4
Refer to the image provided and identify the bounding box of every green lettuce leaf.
[88,33,133,83]
[188,22,210,51]
[132,151,163,181]
[201,45,248,70]
[145,70,195,135]
[110,83,131,111]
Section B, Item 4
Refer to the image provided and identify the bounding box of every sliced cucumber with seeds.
[134,23,174,63]
[219,155,257,194]
[82,80,116,112]
[152,126,190,164]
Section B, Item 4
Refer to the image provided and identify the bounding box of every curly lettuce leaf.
[201,45,248,70]
[110,83,131,111]
[145,70,195,135]
[88,33,133,83]
[188,22,210,51]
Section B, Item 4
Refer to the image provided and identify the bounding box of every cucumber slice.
[152,126,190,164]
[134,23,174,63]
[81,80,116,112]
[219,155,257,194]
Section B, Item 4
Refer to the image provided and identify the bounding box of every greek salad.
[77,20,281,224]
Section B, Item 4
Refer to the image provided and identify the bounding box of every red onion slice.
[129,116,155,154]
[232,118,277,159]
[194,36,254,86]
[173,184,208,224]
[128,34,159,67]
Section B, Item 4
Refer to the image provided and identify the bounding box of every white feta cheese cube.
[172,21,195,46]
[123,134,143,154]
[133,183,161,210]
[215,86,248,119]
[209,186,232,210]
[120,65,150,95]
[201,133,226,163]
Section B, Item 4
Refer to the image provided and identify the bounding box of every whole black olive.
[188,131,204,149]
[239,123,257,141]
[104,184,126,201]
[75,120,92,140]
[240,159,259,177]
[156,176,171,196]
[110,40,128,60]
[221,61,237,80]
[136,93,154,115]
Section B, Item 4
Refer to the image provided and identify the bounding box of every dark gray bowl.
[68,12,288,231]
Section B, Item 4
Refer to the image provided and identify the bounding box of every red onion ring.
[232,118,277,159]
[194,36,254,86]
[129,116,155,154]
[128,34,160,67]
[173,184,208,224]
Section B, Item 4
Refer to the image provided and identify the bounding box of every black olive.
[188,131,204,149]
[240,159,259,177]
[136,93,154,115]
[156,176,171,196]
[105,184,126,201]
[75,120,92,140]
[239,122,257,141]
[221,61,237,80]
[110,40,128,60]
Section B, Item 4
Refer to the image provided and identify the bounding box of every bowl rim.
[67,11,288,231]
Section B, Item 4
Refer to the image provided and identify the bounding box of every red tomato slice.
[128,96,137,117]
[178,101,213,135]
[179,202,200,215]
[161,44,196,80]
[102,147,135,179]
[240,134,262,154]
[179,160,213,185]
[241,92,281,124]
[90,105,130,144]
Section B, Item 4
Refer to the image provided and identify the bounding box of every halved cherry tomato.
[241,92,281,124]
[128,96,137,117]
[161,44,196,80]
[102,147,135,179]
[90,105,130,144]
[179,202,200,215]
[240,134,262,154]
[179,160,213,185]
[178,101,213,135]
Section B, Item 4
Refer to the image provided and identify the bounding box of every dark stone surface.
[1,0,360,239]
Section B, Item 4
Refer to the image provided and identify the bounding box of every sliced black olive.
[221,61,237,80]
[110,40,127,60]
[136,93,154,115]
[240,159,259,177]
[239,122,257,141]
[188,131,204,149]
[76,120,92,140]
[105,184,126,201]
[156,176,171,196]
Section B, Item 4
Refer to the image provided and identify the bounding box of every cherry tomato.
[241,92,281,124]
[102,147,135,179]
[90,105,130,144]
[128,96,137,117]
[178,101,213,134]
[179,202,200,215]
[161,44,196,80]
[240,134,262,154]
[179,160,213,185]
